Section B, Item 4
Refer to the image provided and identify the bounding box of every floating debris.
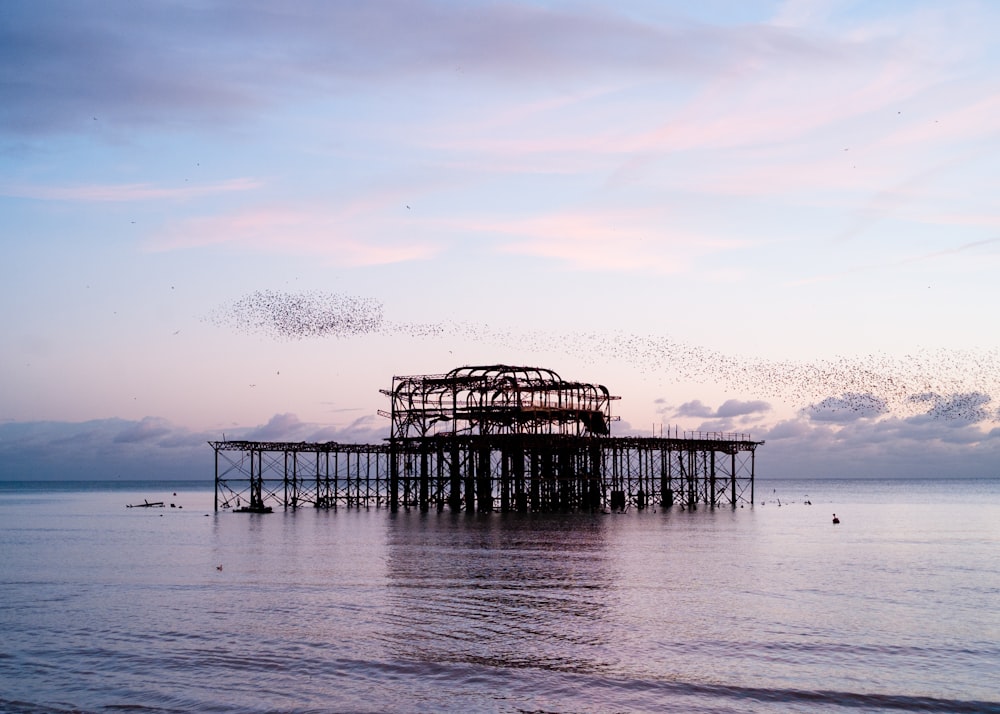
[126,499,164,508]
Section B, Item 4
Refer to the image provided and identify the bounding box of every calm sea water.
[0,478,997,713]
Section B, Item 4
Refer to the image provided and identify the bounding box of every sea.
[0,478,997,714]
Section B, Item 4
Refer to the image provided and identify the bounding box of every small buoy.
[832,513,840,524]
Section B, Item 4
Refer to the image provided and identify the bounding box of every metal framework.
[211,365,762,513]
[379,365,619,439]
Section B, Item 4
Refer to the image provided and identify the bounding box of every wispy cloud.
[475,209,741,273]
[148,205,441,265]
[0,2,605,133]
[0,178,262,202]
[788,236,1000,286]
[831,149,988,244]
[0,0,913,136]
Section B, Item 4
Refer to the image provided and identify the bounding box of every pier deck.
[211,432,760,513]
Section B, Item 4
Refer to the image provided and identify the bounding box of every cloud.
[671,398,770,420]
[0,178,262,202]
[804,393,889,423]
[473,208,748,274]
[907,391,993,424]
[113,417,173,443]
[0,0,881,136]
[789,236,1000,287]
[2,406,998,482]
[756,409,1000,478]
[244,413,306,441]
[241,412,388,444]
[0,418,210,480]
[675,400,714,418]
[317,415,390,445]
[148,206,440,264]
[761,418,814,440]
[716,399,771,418]
[0,413,391,481]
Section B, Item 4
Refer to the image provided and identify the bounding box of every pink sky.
[2,0,1000,479]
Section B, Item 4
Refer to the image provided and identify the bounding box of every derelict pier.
[211,365,762,513]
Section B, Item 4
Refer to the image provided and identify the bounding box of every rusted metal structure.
[381,365,617,439]
[211,441,391,513]
[211,365,762,513]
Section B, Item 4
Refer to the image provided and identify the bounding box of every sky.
[2,0,1000,480]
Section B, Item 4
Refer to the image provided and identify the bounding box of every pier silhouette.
[211,365,762,513]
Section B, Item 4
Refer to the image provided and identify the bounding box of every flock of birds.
[209,290,385,340]
[208,289,999,424]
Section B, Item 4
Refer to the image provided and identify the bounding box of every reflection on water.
[0,480,998,713]
[383,512,617,674]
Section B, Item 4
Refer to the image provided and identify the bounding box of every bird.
[832,513,840,524]
[216,564,223,571]
[205,288,1000,427]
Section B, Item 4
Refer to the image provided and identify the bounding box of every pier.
[211,365,762,513]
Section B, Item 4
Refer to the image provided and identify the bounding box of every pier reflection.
[380,511,619,674]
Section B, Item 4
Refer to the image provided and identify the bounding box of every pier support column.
[419,449,429,513]
[214,445,219,512]
[500,447,511,513]
[730,451,737,508]
[476,444,492,513]
[513,440,526,512]
[389,442,399,512]
[710,450,716,508]
[530,451,540,512]
[250,449,263,510]
[449,442,462,512]
[464,442,476,512]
